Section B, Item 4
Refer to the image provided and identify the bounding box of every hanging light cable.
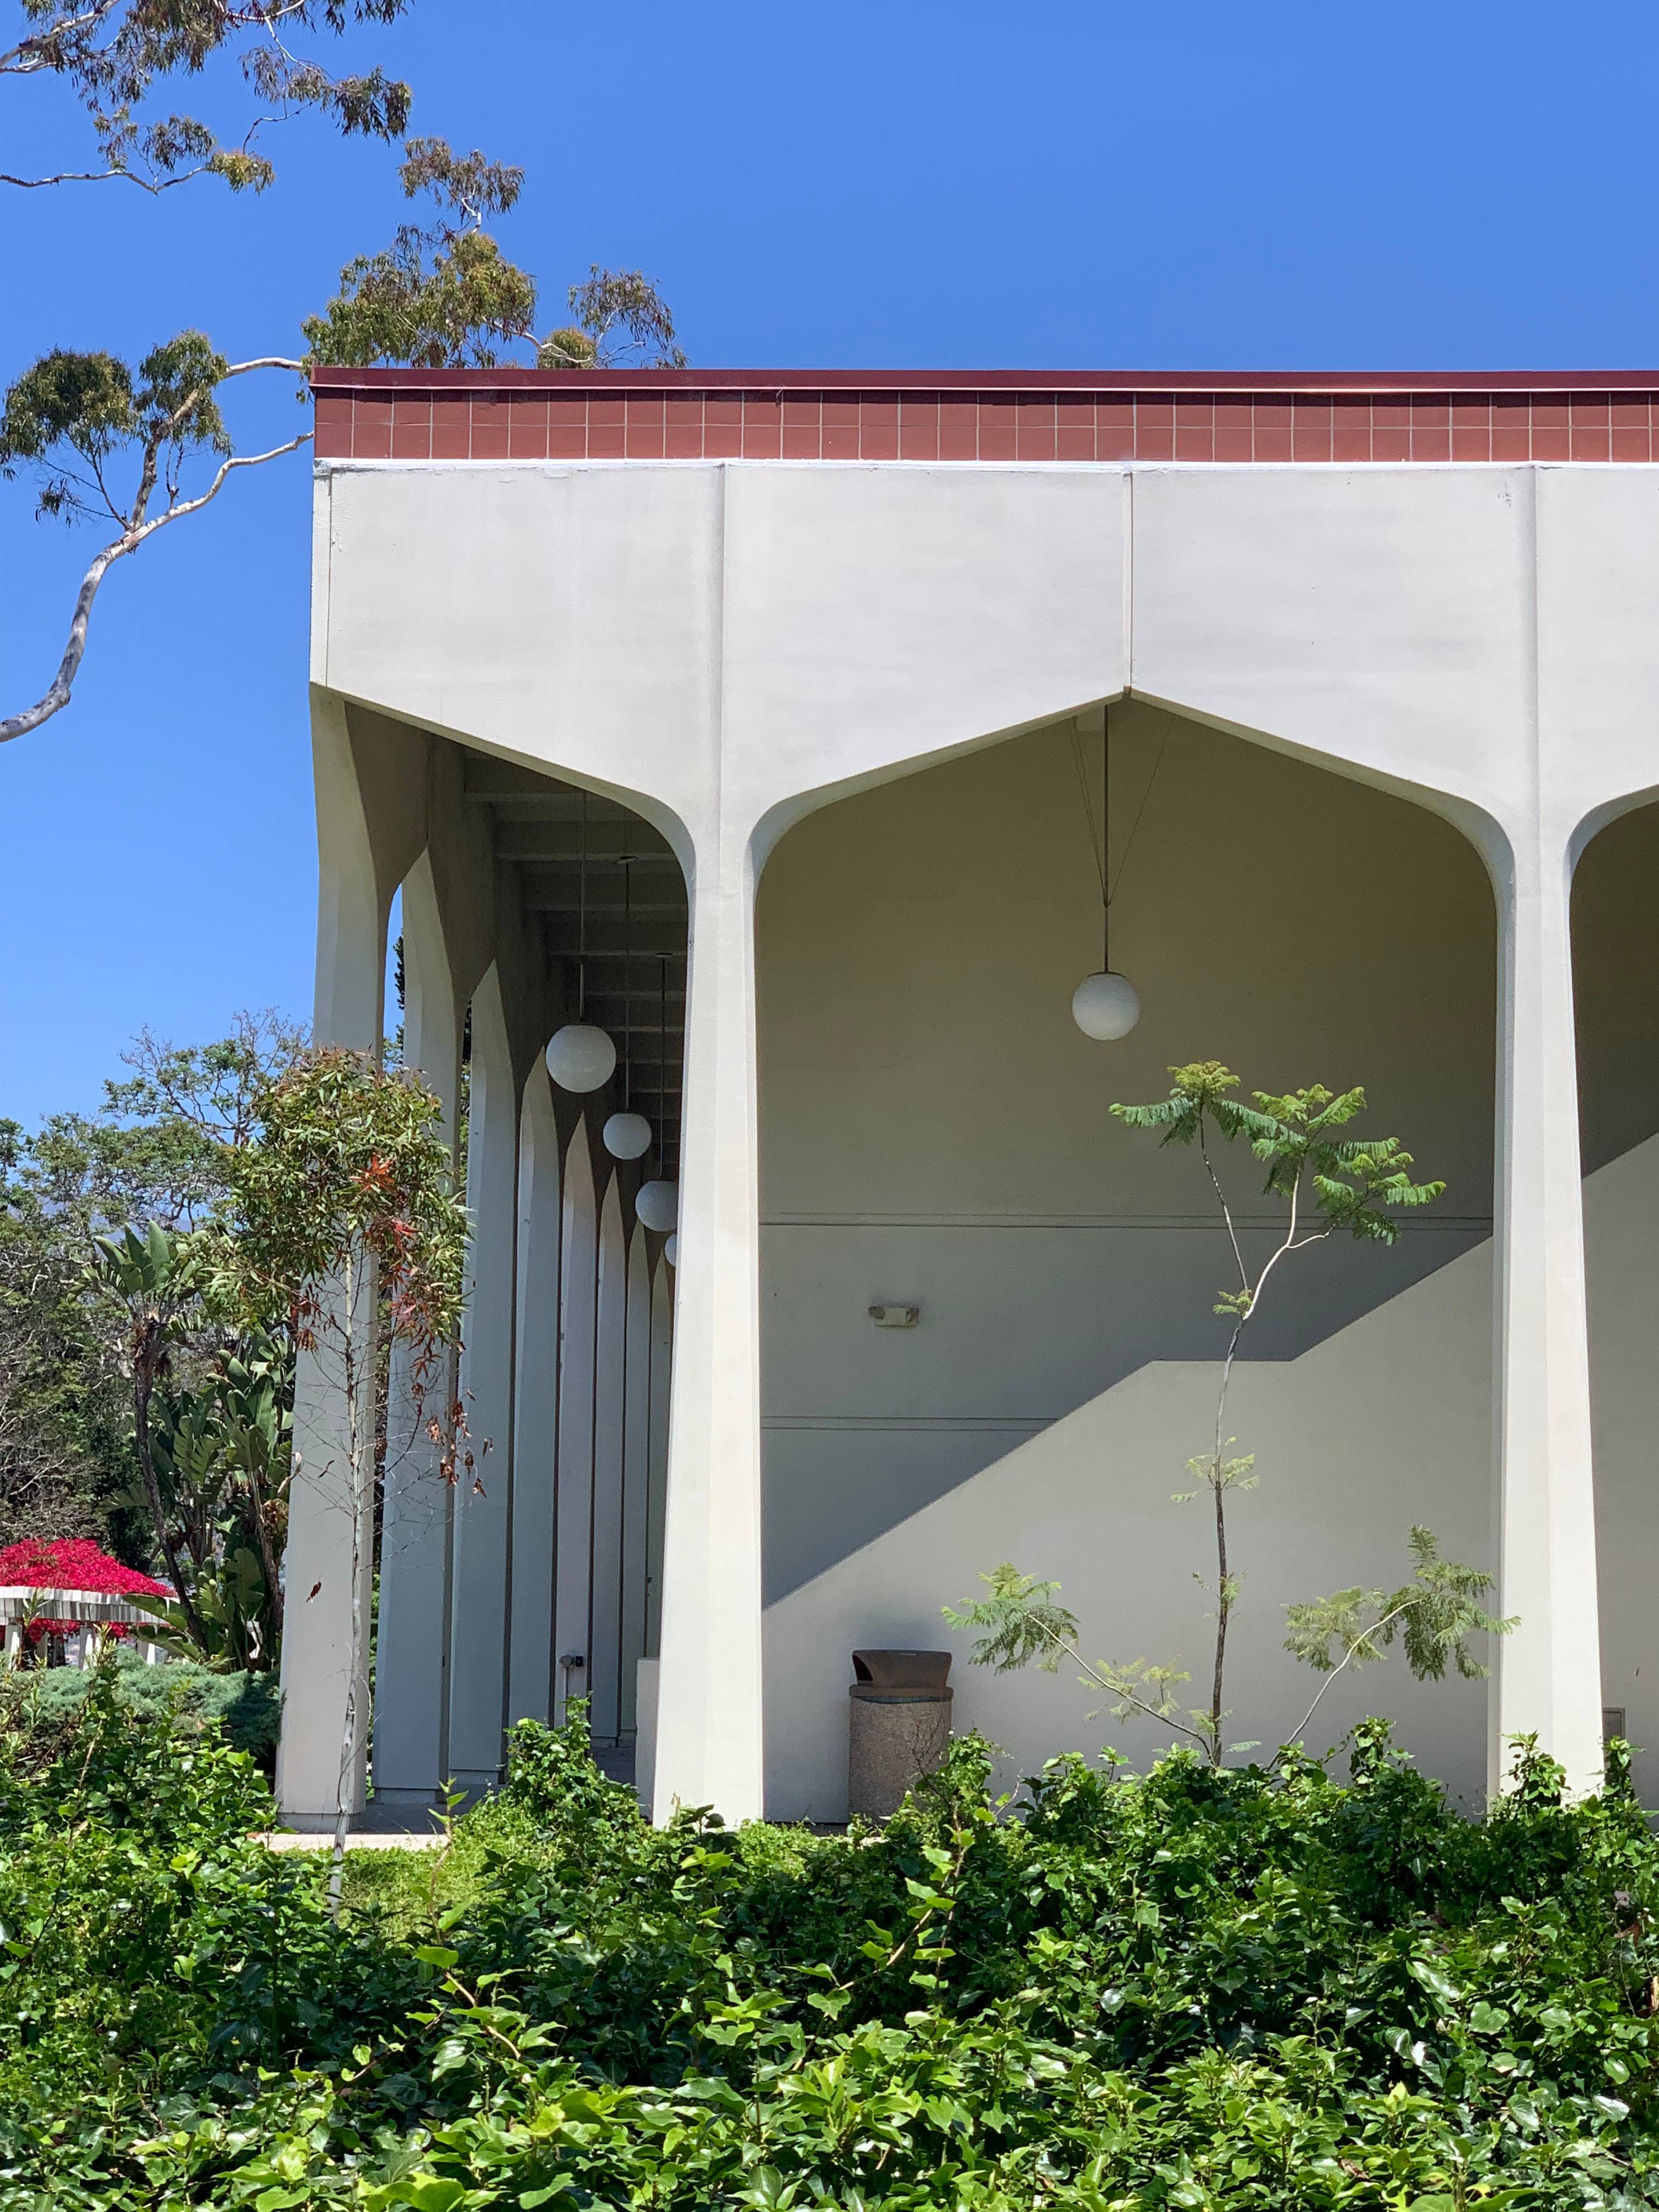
[603,853,652,1160]
[546,785,618,1093]
[1071,703,1142,1041]
[636,948,678,1233]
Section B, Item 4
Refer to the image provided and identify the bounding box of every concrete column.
[619,1226,653,1733]
[445,967,520,1790]
[645,1246,674,1661]
[1491,824,1604,1797]
[374,852,462,1806]
[277,694,388,1830]
[588,1176,629,1740]
[507,1064,562,1725]
[553,1121,599,1721]
[308,694,388,1053]
[278,1246,379,1827]
[652,849,765,1822]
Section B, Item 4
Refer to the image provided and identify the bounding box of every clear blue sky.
[4,0,1657,1128]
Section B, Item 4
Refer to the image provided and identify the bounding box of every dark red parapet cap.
[309,366,1659,394]
[310,367,1659,466]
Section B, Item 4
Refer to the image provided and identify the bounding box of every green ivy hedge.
[3,1673,1658,2208]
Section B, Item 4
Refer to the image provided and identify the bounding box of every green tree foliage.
[300,138,685,370]
[0,1121,132,1551]
[1,1,415,195]
[0,1024,463,1693]
[0,1017,298,1579]
[212,1043,467,1364]
[2,7,684,742]
[208,1043,469,1869]
[539,264,689,370]
[2,331,231,522]
[1286,1526,1515,1688]
[951,1065,1501,1768]
[80,1216,292,1673]
[0,1,416,740]
[7,1688,1659,2205]
[86,1220,215,1641]
[300,137,537,368]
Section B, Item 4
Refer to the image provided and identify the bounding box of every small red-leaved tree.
[211,1047,467,1894]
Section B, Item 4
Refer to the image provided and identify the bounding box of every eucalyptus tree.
[1,3,682,744]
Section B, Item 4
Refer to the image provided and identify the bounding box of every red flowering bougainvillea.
[0,1538,169,1642]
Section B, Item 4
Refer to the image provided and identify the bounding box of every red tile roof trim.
[309,371,1659,466]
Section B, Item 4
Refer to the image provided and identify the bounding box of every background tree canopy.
[0,1014,297,1559]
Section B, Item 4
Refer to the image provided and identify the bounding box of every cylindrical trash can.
[848,1649,953,1819]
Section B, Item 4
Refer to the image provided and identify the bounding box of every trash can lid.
[851,1648,952,1693]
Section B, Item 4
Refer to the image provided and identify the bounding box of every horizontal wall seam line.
[763,1416,1054,1432]
[315,457,1659,476]
[761,1213,1494,1231]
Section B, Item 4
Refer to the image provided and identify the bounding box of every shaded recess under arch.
[367,725,687,1809]
[1571,798,1659,1806]
[460,751,686,1175]
[755,700,1499,1600]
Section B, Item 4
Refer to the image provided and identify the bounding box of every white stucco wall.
[764,1233,1496,1820]
[302,452,1659,1816]
[763,1125,1659,1820]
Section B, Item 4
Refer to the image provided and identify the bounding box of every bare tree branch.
[1270,1596,1418,1768]
[155,430,311,526]
[0,165,210,190]
[0,0,125,76]
[220,357,307,379]
[1,407,312,747]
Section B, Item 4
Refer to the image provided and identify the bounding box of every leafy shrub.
[12,1645,280,1760]
[4,1697,1659,2207]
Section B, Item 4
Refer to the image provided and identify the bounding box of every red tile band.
[308,377,1659,466]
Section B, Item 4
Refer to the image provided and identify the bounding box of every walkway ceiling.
[462,753,686,1168]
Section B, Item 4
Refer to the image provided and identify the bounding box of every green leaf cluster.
[1287,1528,1516,1686]
[0,332,229,523]
[213,1043,467,1365]
[1113,1064,1447,1257]
[7,1692,1659,2207]
[9,1,414,193]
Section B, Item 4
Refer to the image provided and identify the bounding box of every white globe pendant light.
[636,1178,679,1233]
[603,1110,652,1160]
[1072,705,1141,1041]
[548,791,618,1092]
[664,1232,679,1268]
[1073,970,1141,1041]
[546,1023,616,1093]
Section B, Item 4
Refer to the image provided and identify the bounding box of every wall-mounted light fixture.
[868,1304,920,1329]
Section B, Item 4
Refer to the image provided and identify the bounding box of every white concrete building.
[277,369,1659,1829]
